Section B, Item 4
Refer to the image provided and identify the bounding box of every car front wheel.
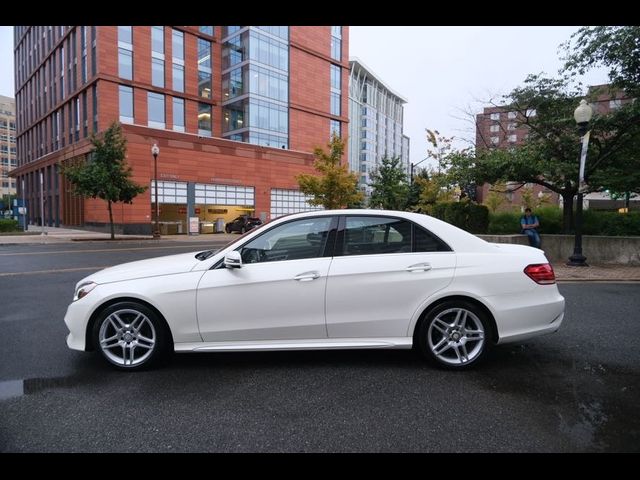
[417,300,491,369]
[93,301,170,371]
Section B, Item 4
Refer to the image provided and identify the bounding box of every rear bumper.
[483,287,565,345]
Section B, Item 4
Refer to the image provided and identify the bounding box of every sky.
[0,26,609,167]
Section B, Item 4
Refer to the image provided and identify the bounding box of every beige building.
[0,94,17,199]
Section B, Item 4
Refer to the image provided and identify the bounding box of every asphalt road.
[0,241,638,452]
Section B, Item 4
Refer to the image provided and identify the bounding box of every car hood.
[81,251,203,285]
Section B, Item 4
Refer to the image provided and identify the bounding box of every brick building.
[11,26,349,233]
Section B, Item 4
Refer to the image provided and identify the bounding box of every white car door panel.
[325,253,456,337]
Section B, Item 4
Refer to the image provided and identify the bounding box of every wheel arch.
[411,295,499,346]
[85,297,174,352]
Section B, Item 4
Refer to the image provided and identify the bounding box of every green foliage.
[368,156,409,210]
[61,122,147,239]
[432,201,489,234]
[297,134,363,209]
[405,169,429,210]
[488,207,640,236]
[563,26,640,97]
[0,219,19,232]
[412,170,455,214]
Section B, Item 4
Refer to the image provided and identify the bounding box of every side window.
[414,224,451,252]
[343,217,411,256]
[238,217,333,264]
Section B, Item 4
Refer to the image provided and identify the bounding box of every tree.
[412,170,454,214]
[61,122,147,239]
[296,134,363,209]
[368,156,409,210]
[444,74,640,232]
[405,168,430,210]
[484,182,508,213]
[562,26,640,97]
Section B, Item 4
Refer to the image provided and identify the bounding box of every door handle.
[294,271,321,282]
[406,263,432,273]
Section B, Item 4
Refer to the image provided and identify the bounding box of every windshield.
[194,220,272,260]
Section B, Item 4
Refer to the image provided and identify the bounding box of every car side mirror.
[224,251,242,269]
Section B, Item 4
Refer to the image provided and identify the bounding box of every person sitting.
[520,208,541,248]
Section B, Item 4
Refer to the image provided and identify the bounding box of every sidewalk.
[0,225,237,245]
[552,263,640,282]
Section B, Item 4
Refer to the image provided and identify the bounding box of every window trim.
[334,214,453,257]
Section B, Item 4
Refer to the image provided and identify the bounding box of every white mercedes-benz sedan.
[64,209,565,371]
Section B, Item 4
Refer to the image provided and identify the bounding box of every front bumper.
[64,299,95,351]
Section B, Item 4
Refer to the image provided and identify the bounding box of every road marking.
[0,266,111,277]
[0,244,226,257]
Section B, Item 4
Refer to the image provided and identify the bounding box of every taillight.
[524,263,556,285]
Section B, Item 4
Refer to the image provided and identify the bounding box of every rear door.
[325,215,456,338]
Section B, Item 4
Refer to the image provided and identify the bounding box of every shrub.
[0,219,19,232]
[432,201,489,234]
[583,210,640,236]
[488,211,520,234]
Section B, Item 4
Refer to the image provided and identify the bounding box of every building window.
[172,64,184,92]
[489,124,499,133]
[118,85,134,124]
[92,84,98,132]
[507,123,516,130]
[197,38,211,69]
[172,29,184,61]
[151,26,164,55]
[526,108,536,117]
[148,92,165,129]
[82,92,88,137]
[199,26,213,36]
[330,92,341,116]
[330,119,341,138]
[331,26,342,61]
[490,136,499,145]
[172,97,185,132]
[609,99,622,110]
[330,64,341,90]
[508,134,517,143]
[118,48,133,80]
[222,67,244,100]
[152,57,165,88]
[198,102,212,136]
[490,112,500,121]
[198,70,212,98]
[118,26,132,46]
[507,111,517,119]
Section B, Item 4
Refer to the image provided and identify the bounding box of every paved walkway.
[2,226,639,281]
[0,225,237,244]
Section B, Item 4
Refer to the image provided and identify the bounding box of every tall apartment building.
[348,57,409,195]
[12,26,348,233]
[474,84,634,210]
[0,95,17,198]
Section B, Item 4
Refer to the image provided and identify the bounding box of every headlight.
[73,282,97,301]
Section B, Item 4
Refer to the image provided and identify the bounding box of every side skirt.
[174,337,413,352]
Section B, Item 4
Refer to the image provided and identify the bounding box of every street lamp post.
[567,99,593,267]
[410,157,430,182]
[151,144,160,239]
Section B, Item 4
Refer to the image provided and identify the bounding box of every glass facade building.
[348,58,410,195]
[221,26,290,149]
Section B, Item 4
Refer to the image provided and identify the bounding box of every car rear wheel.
[93,301,170,371]
[417,300,491,369]
[240,226,246,234]
[225,225,231,234]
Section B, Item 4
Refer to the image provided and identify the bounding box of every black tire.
[92,301,171,371]
[225,226,231,234]
[417,300,492,370]
[240,226,246,234]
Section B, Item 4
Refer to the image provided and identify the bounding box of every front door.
[196,216,336,342]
